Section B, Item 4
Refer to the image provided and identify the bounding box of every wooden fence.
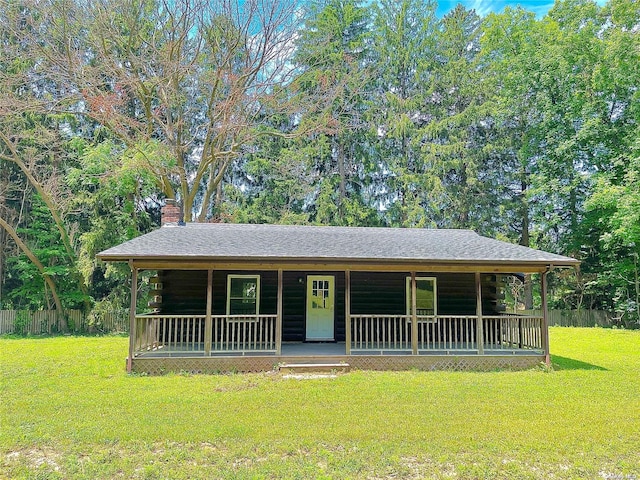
[0,308,622,335]
[0,309,128,335]
[516,309,614,327]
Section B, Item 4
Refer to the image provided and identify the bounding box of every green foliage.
[12,311,31,336]
[1,329,639,478]
[418,5,489,230]
[66,140,158,307]
[370,0,439,227]
[3,198,81,309]
[291,0,378,226]
[313,175,382,226]
[221,131,312,224]
[2,0,639,324]
[582,143,640,324]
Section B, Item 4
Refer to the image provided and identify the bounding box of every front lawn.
[1,327,638,479]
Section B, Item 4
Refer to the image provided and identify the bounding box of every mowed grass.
[1,328,638,479]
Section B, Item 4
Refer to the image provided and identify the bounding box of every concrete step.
[279,362,350,374]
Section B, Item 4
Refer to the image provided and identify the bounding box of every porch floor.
[134,341,543,358]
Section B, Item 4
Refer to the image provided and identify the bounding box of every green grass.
[1,328,639,479]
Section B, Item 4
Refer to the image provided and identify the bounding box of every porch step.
[279,363,350,374]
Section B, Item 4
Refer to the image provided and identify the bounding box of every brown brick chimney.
[161,199,182,225]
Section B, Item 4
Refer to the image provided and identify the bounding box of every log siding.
[154,270,507,346]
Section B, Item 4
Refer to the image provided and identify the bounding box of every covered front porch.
[127,267,550,373]
[95,223,577,374]
[132,313,546,357]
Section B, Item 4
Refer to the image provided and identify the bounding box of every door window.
[311,279,331,309]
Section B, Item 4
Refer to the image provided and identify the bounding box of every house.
[97,202,579,374]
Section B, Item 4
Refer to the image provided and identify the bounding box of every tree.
[571,0,640,322]
[65,139,159,311]
[0,123,91,306]
[1,1,91,313]
[222,138,314,225]
[419,5,492,230]
[35,0,301,221]
[481,7,560,308]
[0,214,64,314]
[2,0,638,325]
[370,0,439,227]
[583,146,640,325]
[293,0,378,226]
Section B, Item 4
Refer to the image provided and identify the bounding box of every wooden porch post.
[276,269,283,355]
[127,262,138,373]
[345,270,351,355]
[541,270,551,365]
[475,272,484,355]
[204,269,213,356]
[411,271,418,355]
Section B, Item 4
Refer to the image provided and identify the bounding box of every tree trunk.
[634,252,639,325]
[459,162,469,227]
[520,178,533,309]
[0,216,68,330]
[0,134,91,311]
[334,136,346,221]
[0,224,5,305]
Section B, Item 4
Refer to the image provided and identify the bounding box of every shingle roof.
[97,223,578,267]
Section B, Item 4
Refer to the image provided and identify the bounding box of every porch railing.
[133,313,543,356]
[350,314,544,353]
[484,315,543,350]
[134,314,206,353]
[211,315,277,353]
[417,315,478,351]
[134,314,277,355]
[350,315,413,351]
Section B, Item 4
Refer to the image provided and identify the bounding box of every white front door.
[306,275,335,341]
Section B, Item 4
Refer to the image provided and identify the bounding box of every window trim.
[405,276,437,316]
[226,274,261,316]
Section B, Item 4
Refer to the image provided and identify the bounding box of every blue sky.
[436,0,608,18]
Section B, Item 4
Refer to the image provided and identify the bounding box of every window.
[406,277,437,316]
[227,275,260,315]
[311,279,331,309]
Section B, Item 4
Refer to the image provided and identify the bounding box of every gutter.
[96,254,580,268]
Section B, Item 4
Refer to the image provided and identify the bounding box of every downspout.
[345,270,351,355]
[276,269,283,356]
[475,272,484,355]
[411,272,418,355]
[205,269,213,356]
[128,260,138,373]
[541,265,553,366]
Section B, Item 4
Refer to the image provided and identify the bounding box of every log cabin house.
[97,202,579,374]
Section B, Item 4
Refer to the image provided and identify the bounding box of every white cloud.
[527,2,555,17]
[470,0,500,17]
[440,0,609,19]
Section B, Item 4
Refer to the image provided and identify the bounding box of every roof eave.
[97,253,579,270]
